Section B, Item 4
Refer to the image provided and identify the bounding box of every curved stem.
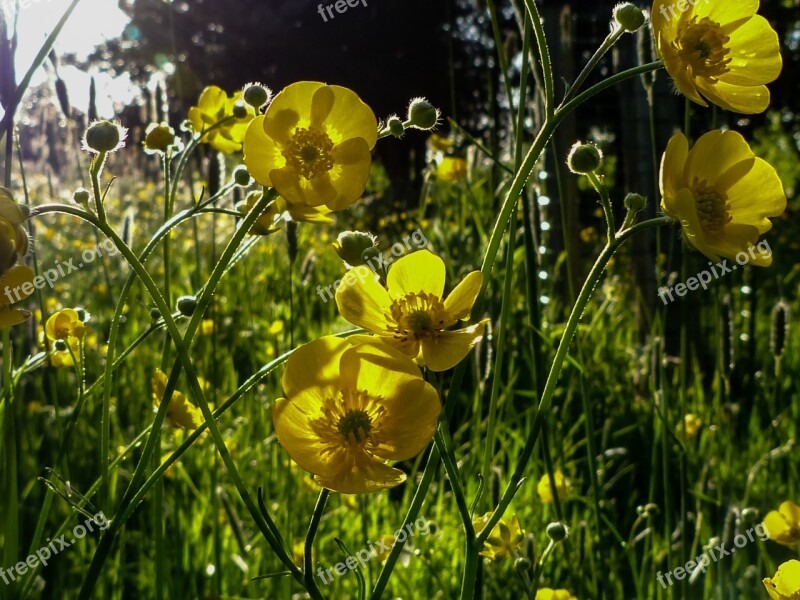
[562,27,625,104]
[304,489,330,597]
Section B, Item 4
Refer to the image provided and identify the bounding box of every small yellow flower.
[335,250,488,372]
[763,501,800,547]
[45,308,85,341]
[763,559,800,600]
[472,512,525,561]
[243,81,377,211]
[268,320,285,335]
[188,86,255,154]
[436,157,468,182]
[199,319,215,335]
[660,130,785,265]
[652,0,782,113]
[0,264,34,329]
[535,589,578,600]
[152,369,203,431]
[683,413,703,438]
[0,187,30,271]
[271,336,440,494]
[537,469,569,505]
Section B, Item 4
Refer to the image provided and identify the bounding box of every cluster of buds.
[0,188,35,328]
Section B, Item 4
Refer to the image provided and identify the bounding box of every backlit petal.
[420,320,488,372]
[443,271,483,325]
[282,336,350,398]
[386,250,446,299]
[335,266,392,333]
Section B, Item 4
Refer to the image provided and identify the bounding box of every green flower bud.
[232,101,248,119]
[243,83,271,110]
[176,295,198,317]
[74,188,91,205]
[83,120,127,154]
[75,308,88,322]
[513,557,531,573]
[54,339,68,352]
[613,3,645,32]
[546,522,568,542]
[406,97,440,130]
[567,142,602,174]
[624,193,646,212]
[387,116,405,138]
[233,166,252,186]
[741,507,759,525]
[150,307,161,320]
[333,231,378,267]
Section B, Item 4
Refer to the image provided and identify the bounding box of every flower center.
[692,179,731,232]
[337,410,372,444]
[673,17,731,80]
[387,292,446,342]
[283,127,335,180]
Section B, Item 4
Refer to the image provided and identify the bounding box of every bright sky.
[3,0,133,118]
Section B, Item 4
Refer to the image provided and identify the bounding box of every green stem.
[304,489,330,596]
[562,27,625,104]
[586,171,616,242]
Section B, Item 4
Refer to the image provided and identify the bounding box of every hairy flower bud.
[83,120,127,154]
[614,3,645,32]
[333,231,378,267]
[406,97,440,130]
[567,142,602,174]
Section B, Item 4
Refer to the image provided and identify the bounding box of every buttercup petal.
[386,250,446,299]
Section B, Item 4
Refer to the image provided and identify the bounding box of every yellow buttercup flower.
[652,0,782,113]
[763,501,800,547]
[537,469,569,505]
[188,86,255,154]
[436,157,468,182]
[50,337,80,368]
[236,191,332,235]
[660,130,785,265]
[45,308,85,341]
[152,369,203,431]
[0,264,35,329]
[472,512,525,561]
[0,187,30,272]
[271,336,440,494]
[763,560,800,600]
[536,589,578,600]
[335,250,487,372]
[243,81,377,211]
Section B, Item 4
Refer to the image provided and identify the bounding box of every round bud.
[243,84,270,109]
[232,101,248,119]
[567,142,602,174]
[613,3,645,32]
[362,246,382,266]
[74,188,91,205]
[387,116,405,138]
[75,308,88,322]
[406,97,440,130]
[233,166,252,187]
[176,295,198,317]
[143,122,177,154]
[643,503,660,517]
[333,231,378,267]
[513,557,531,573]
[546,522,568,542]
[150,307,161,320]
[624,193,646,212]
[54,339,68,352]
[741,507,759,525]
[83,120,126,153]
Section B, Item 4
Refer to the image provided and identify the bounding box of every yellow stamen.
[692,179,731,232]
[387,292,446,342]
[283,127,335,179]
[673,16,732,80]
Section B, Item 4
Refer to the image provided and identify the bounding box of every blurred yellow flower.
[243,81,377,211]
[188,86,255,154]
[472,512,525,561]
[271,336,440,494]
[50,337,80,368]
[537,469,569,505]
[764,559,800,600]
[428,133,454,152]
[436,157,468,182]
[0,265,34,329]
[335,250,487,372]
[660,130,785,265]
[536,589,577,600]
[683,413,703,438]
[152,369,203,431]
[199,320,215,335]
[45,308,85,341]
[652,0,781,113]
[763,501,800,547]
